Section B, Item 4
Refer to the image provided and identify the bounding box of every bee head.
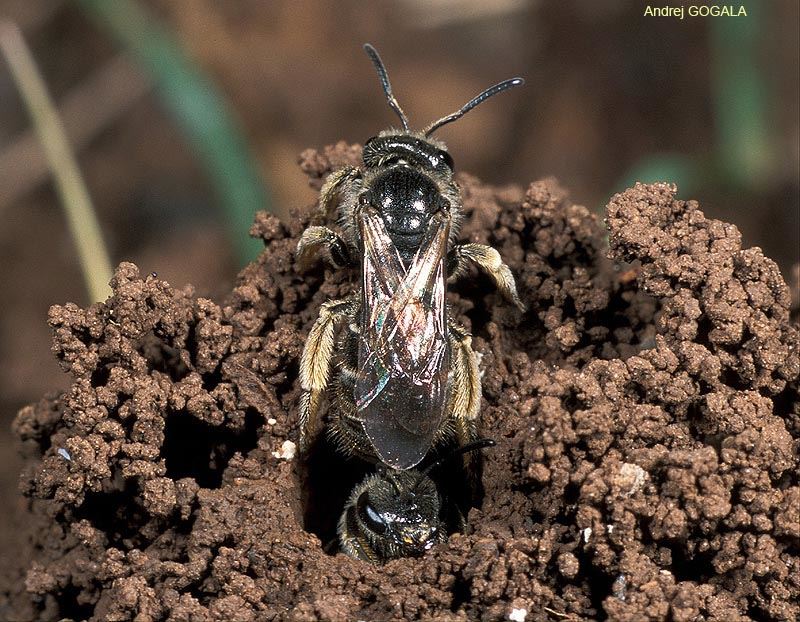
[362,133,454,175]
[351,45,522,265]
[345,469,442,560]
[338,440,497,563]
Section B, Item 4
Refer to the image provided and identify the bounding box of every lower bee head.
[339,468,444,562]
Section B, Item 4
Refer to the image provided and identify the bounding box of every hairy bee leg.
[449,325,481,448]
[448,324,483,495]
[318,166,361,220]
[296,226,353,271]
[299,298,354,452]
[448,243,526,311]
[338,478,381,563]
[452,506,468,533]
[339,529,377,563]
[449,325,481,433]
[338,507,379,563]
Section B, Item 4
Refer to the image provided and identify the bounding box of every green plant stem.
[710,1,771,187]
[77,0,271,265]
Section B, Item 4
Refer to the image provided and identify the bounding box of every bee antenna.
[412,438,497,492]
[423,77,525,137]
[364,43,410,132]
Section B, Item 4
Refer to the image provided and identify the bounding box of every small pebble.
[612,574,627,601]
[57,448,71,461]
[619,463,646,496]
[509,608,527,622]
[557,552,579,578]
[272,440,297,461]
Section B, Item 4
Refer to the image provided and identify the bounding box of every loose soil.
[2,143,798,621]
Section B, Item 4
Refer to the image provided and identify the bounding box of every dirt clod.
[2,146,798,621]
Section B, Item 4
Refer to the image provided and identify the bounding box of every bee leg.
[318,166,361,220]
[338,501,380,563]
[339,524,379,563]
[450,323,497,506]
[296,226,353,271]
[449,324,481,466]
[299,298,354,452]
[449,324,481,438]
[448,243,526,311]
[452,506,468,533]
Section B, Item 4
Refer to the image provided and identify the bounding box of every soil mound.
[3,143,798,621]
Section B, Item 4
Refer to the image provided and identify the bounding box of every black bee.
[338,440,495,563]
[339,467,445,562]
[297,44,525,474]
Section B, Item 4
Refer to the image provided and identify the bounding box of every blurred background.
[0,0,797,567]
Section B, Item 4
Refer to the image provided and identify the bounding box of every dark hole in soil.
[562,296,577,319]
[562,481,581,506]
[138,333,190,382]
[561,389,584,413]
[298,435,372,551]
[450,573,471,613]
[162,409,261,488]
[720,367,751,391]
[73,481,148,549]
[580,553,613,620]
[57,584,95,622]
[450,275,494,332]
[772,384,800,438]
[666,540,716,583]
[695,314,714,347]
[201,368,223,393]
[431,441,487,534]
[90,364,111,387]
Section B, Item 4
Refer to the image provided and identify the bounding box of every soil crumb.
[2,143,798,621]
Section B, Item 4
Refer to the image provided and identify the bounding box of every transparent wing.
[355,207,450,469]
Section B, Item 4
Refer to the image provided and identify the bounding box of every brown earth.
[1,143,798,621]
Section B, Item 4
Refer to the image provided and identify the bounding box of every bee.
[297,44,525,473]
[338,440,496,563]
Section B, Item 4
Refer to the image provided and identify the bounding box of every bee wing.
[355,208,451,469]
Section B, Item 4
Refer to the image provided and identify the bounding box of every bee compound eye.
[362,137,379,165]
[439,150,454,171]
[357,492,387,535]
